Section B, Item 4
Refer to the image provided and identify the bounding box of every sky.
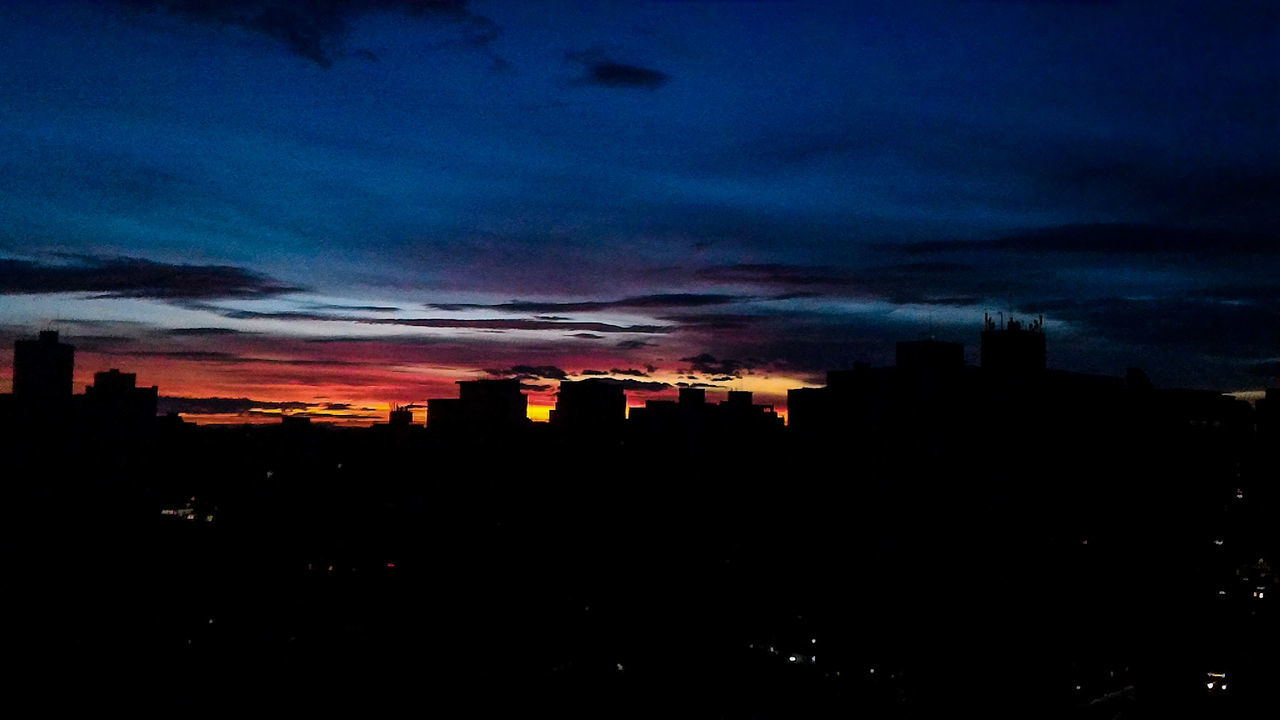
[1,0,1277,423]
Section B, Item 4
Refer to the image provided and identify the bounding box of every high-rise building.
[13,331,74,399]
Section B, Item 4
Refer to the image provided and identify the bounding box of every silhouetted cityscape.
[4,323,1277,716]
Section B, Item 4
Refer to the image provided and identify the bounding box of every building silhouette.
[388,404,413,427]
[13,330,74,399]
[551,378,626,435]
[980,313,1046,375]
[427,378,528,439]
[628,385,782,453]
[84,368,158,427]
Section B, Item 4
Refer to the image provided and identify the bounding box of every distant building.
[629,387,781,453]
[459,379,526,428]
[427,398,462,430]
[717,390,784,436]
[13,330,74,399]
[679,387,706,406]
[389,404,414,427]
[552,379,626,433]
[980,313,1046,375]
[427,379,528,436]
[83,369,158,426]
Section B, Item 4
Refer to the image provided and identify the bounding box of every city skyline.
[2,1,1277,423]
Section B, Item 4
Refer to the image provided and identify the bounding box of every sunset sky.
[1,0,1277,423]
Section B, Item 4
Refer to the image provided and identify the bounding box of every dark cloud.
[695,264,860,287]
[157,395,310,415]
[163,327,246,336]
[609,368,649,377]
[679,353,748,377]
[905,224,1280,257]
[370,318,671,334]
[1247,361,1279,380]
[1032,158,1280,233]
[570,333,604,340]
[577,368,648,378]
[693,262,994,306]
[659,313,757,330]
[914,297,983,306]
[573,377,671,393]
[486,365,568,381]
[196,306,673,333]
[119,0,497,66]
[300,303,402,313]
[42,334,137,351]
[103,349,371,366]
[1192,284,1280,304]
[0,256,301,299]
[617,340,657,350]
[427,293,745,313]
[1033,297,1280,359]
[567,51,669,89]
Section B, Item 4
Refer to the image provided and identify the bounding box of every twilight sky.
[1,0,1277,423]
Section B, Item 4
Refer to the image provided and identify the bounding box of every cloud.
[157,395,311,415]
[0,256,301,299]
[101,348,372,367]
[609,368,650,377]
[904,224,1280,257]
[570,333,604,340]
[368,318,671,334]
[679,353,749,377]
[692,262,992,306]
[617,340,657,350]
[163,327,247,336]
[1248,360,1279,379]
[118,0,497,66]
[573,377,672,393]
[299,303,402,313]
[567,50,669,89]
[485,365,568,380]
[658,313,757,330]
[1030,297,1280,359]
[427,293,745,313]
[695,264,861,288]
[195,305,674,333]
[576,367,649,378]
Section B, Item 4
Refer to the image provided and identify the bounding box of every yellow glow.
[527,404,552,422]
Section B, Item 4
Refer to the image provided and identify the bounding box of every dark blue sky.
[1,0,1276,419]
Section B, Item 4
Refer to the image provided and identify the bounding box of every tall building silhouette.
[13,330,74,399]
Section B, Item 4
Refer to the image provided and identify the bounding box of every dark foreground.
[5,409,1277,718]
